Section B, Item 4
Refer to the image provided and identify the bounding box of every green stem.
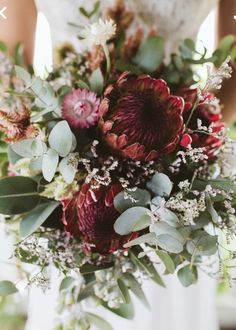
[102,43,111,75]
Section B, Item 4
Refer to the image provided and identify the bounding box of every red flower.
[0,106,37,142]
[178,88,224,158]
[62,182,136,254]
[99,73,184,161]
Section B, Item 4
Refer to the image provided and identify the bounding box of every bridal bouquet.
[0,1,236,328]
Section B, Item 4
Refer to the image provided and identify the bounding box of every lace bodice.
[35,0,219,53]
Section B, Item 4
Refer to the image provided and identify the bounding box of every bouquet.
[0,1,236,328]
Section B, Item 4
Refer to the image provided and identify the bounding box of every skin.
[0,0,37,64]
[217,0,236,124]
[0,0,235,122]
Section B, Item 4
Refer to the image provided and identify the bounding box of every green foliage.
[156,250,175,274]
[133,36,164,73]
[114,189,151,213]
[79,1,100,19]
[20,201,59,238]
[89,68,104,94]
[0,176,40,215]
[147,173,173,197]
[0,281,18,296]
[177,265,198,287]
[114,207,151,235]
[59,277,76,291]
[86,313,113,330]
[117,278,131,304]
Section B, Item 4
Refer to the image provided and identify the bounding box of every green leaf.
[102,301,135,319]
[155,234,184,254]
[0,281,18,296]
[0,41,7,53]
[13,43,25,66]
[0,176,40,215]
[178,265,198,287]
[154,207,179,227]
[150,222,185,244]
[42,148,59,182]
[206,196,219,224]
[15,65,32,86]
[59,276,75,291]
[77,80,90,89]
[122,273,150,309]
[59,157,76,184]
[130,250,165,287]
[12,138,37,158]
[147,173,173,197]
[114,189,151,213]
[86,313,113,330]
[114,207,150,235]
[48,121,73,157]
[186,231,217,256]
[20,201,59,238]
[133,36,164,73]
[80,262,114,275]
[117,278,131,304]
[78,282,95,302]
[124,233,156,248]
[193,178,236,194]
[156,250,175,274]
[89,68,104,94]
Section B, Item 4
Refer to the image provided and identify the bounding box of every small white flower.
[80,19,116,48]
[204,56,232,91]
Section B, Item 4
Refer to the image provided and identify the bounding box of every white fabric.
[25,1,220,329]
[35,0,219,55]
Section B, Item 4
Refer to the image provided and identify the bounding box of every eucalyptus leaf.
[122,273,150,309]
[177,265,198,287]
[114,189,151,213]
[15,65,31,86]
[59,157,77,184]
[89,68,104,94]
[20,201,59,238]
[150,222,185,244]
[86,313,113,330]
[133,36,164,72]
[156,207,179,227]
[155,234,184,254]
[156,250,175,274]
[59,276,75,291]
[0,281,18,296]
[11,139,36,158]
[186,232,217,256]
[102,301,134,320]
[0,176,39,215]
[42,148,59,182]
[124,233,156,248]
[117,278,131,304]
[147,173,173,197]
[114,207,150,235]
[48,121,73,157]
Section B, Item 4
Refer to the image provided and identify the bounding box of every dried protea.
[121,27,144,60]
[62,89,100,129]
[178,88,224,157]
[62,182,136,254]
[99,73,184,161]
[0,106,37,142]
[105,0,134,34]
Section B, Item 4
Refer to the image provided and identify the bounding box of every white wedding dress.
[26,1,220,330]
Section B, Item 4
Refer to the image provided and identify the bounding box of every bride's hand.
[0,0,37,64]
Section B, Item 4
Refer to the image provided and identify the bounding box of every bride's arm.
[217,0,236,124]
[0,0,37,64]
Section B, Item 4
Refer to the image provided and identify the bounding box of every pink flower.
[62,89,100,129]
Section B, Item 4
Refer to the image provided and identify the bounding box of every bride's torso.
[35,0,219,52]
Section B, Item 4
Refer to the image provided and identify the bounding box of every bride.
[0,1,236,329]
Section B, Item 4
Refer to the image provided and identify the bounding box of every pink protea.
[98,73,184,161]
[62,89,100,129]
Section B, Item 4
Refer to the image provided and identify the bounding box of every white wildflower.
[204,56,232,91]
[80,19,116,48]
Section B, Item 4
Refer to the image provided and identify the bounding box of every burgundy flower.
[178,88,224,157]
[0,106,37,142]
[62,89,100,129]
[62,182,136,254]
[99,73,184,161]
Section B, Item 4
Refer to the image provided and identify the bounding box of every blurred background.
[0,4,236,330]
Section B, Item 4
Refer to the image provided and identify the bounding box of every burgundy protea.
[62,89,100,129]
[62,182,136,254]
[178,88,224,158]
[0,105,37,142]
[98,73,184,161]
